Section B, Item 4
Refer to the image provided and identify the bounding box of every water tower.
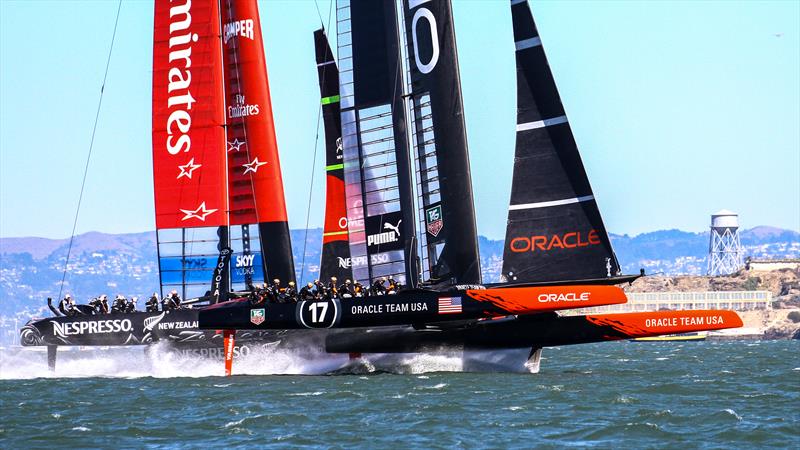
[707,210,743,276]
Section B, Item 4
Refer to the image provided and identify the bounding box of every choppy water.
[1,340,798,448]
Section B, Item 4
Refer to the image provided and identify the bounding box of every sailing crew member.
[327,277,338,299]
[285,281,297,301]
[299,282,315,301]
[99,295,109,314]
[58,294,72,315]
[111,295,127,313]
[371,278,387,296]
[339,279,354,298]
[125,297,138,313]
[164,290,181,310]
[270,279,283,303]
[88,296,104,314]
[313,279,326,300]
[353,281,365,298]
[146,293,160,312]
[387,277,398,295]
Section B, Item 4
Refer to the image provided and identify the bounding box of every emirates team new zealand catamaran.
[20,0,742,374]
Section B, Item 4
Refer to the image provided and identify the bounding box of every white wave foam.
[0,344,531,379]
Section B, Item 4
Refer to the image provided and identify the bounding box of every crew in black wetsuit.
[146,293,160,312]
[299,282,315,301]
[327,277,338,299]
[270,279,283,303]
[371,278,387,296]
[313,279,326,300]
[339,279,354,298]
[353,281,365,298]
[387,277,398,295]
[99,295,109,314]
[125,297,137,313]
[163,290,181,310]
[111,295,127,313]
[285,281,297,302]
[88,296,104,314]
[58,295,72,315]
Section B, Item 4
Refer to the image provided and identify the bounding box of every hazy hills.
[1,226,798,321]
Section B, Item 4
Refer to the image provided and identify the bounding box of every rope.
[57,0,123,302]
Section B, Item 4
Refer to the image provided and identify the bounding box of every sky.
[1,0,798,240]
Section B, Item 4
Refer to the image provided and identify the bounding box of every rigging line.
[300,101,323,284]
[57,0,123,303]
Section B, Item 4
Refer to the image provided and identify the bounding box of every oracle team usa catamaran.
[20,0,742,374]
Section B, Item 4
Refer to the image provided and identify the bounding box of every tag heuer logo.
[250,308,265,325]
[426,205,443,237]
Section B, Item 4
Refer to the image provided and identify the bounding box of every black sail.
[402,0,481,285]
[501,0,620,283]
[336,0,418,287]
[314,29,353,283]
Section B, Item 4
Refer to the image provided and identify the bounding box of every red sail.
[220,0,288,225]
[152,0,228,229]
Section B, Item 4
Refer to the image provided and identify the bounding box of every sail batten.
[501,0,620,284]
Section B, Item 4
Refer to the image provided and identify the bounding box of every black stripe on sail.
[501,0,620,283]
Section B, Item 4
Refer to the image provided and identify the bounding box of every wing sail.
[501,0,619,284]
[314,29,353,283]
[402,0,481,286]
[336,0,418,287]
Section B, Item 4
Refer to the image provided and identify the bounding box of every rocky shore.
[624,267,800,339]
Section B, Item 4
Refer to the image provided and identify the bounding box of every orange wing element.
[586,310,743,339]
[466,285,627,315]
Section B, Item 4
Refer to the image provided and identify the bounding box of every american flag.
[438,296,462,314]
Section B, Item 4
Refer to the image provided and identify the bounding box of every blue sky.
[1,0,798,240]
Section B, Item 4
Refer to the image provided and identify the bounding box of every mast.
[402,0,481,286]
[314,29,353,283]
[336,0,418,287]
[501,0,620,283]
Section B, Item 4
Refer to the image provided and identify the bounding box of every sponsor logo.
[223,19,254,45]
[425,205,443,237]
[177,157,201,180]
[408,0,440,74]
[250,308,266,325]
[175,345,251,359]
[509,230,601,253]
[164,0,199,155]
[351,302,429,315]
[157,321,199,330]
[336,137,343,159]
[53,319,132,338]
[645,315,725,328]
[143,312,166,331]
[228,94,260,119]
[235,253,256,277]
[368,219,402,247]
[336,255,376,269]
[537,292,590,303]
[227,138,245,152]
[180,201,218,222]
[236,254,255,268]
[242,157,267,175]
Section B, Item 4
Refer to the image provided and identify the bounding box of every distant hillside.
[1,226,797,320]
